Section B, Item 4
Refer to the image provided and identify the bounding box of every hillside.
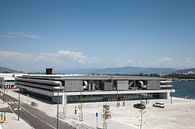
[0,65,180,74]
[177,68,195,73]
[0,66,19,73]
[56,66,177,74]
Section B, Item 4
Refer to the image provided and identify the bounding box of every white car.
[153,102,165,108]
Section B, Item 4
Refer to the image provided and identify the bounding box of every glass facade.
[67,93,166,103]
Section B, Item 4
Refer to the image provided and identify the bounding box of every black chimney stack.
[46,68,52,75]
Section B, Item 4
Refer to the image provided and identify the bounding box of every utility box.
[147,80,160,90]
[65,80,83,91]
[117,80,128,90]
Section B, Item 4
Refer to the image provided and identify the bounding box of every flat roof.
[20,74,164,81]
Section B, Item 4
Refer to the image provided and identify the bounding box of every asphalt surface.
[0,107,12,113]
[0,92,74,129]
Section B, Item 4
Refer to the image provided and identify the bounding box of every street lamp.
[79,91,83,121]
[139,101,146,129]
[171,89,173,104]
[63,87,66,114]
[2,86,4,104]
[54,87,61,129]
[18,89,20,121]
[3,84,6,104]
[57,90,59,129]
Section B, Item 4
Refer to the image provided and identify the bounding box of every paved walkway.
[0,92,74,129]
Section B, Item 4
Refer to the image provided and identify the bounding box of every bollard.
[4,112,6,121]
[75,106,77,115]
[123,101,125,107]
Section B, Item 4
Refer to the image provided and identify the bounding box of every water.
[173,80,195,99]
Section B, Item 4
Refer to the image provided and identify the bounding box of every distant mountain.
[0,65,179,74]
[0,66,19,73]
[55,66,177,74]
[177,68,195,73]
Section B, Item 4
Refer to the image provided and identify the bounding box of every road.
[0,92,74,129]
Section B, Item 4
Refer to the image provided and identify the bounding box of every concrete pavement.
[0,91,74,129]
[4,89,195,129]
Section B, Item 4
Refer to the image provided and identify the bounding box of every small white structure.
[0,73,27,89]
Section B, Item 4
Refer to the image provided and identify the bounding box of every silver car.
[153,102,165,108]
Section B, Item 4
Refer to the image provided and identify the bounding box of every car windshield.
[156,102,164,105]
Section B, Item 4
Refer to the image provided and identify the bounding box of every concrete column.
[88,81,91,91]
[167,92,170,99]
[134,80,136,87]
[92,82,95,90]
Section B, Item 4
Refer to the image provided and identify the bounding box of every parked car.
[133,103,145,109]
[153,102,165,108]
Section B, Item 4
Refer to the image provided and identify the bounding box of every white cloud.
[0,50,101,72]
[22,34,41,39]
[185,57,192,62]
[58,50,87,64]
[181,57,195,68]
[1,50,195,71]
[0,50,34,59]
[37,50,88,64]
[157,57,174,63]
[0,50,36,72]
[127,59,135,64]
[36,53,61,64]
[0,34,15,38]
[0,32,40,39]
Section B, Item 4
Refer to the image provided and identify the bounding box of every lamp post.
[63,88,66,114]
[171,90,173,104]
[3,84,5,104]
[79,91,83,121]
[139,101,146,129]
[54,87,62,129]
[18,90,20,121]
[114,75,119,107]
[57,89,60,129]
[140,109,143,129]
[2,86,4,104]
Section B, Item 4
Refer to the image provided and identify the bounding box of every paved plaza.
[2,89,194,129]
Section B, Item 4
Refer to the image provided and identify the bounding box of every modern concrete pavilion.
[15,74,174,104]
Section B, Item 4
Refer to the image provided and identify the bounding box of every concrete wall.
[117,80,128,90]
[65,80,83,91]
[147,80,160,90]
[104,81,112,91]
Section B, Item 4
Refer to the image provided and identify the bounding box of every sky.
[0,0,195,72]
